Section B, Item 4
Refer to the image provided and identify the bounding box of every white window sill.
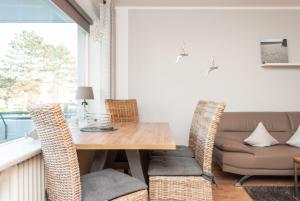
[0,137,41,172]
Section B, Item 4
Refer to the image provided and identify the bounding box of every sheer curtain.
[88,0,115,112]
[99,0,114,107]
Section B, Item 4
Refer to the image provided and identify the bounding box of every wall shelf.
[261,63,300,68]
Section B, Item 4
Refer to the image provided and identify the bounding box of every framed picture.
[260,39,288,64]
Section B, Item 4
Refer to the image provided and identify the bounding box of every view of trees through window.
[0,23,79,143]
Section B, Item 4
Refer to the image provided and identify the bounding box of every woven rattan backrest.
[105,99,139,123]
[188,101,213,153]
[28,104,81,201]
[194,101,225,175]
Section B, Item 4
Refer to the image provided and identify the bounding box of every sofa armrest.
[215,137,254,154]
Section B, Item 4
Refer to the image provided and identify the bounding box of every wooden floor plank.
[212,162,294,201]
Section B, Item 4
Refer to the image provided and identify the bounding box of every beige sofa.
[213,112,300,185]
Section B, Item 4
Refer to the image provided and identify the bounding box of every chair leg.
[235,175,252,187]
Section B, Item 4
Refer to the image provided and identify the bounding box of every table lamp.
[75,86,94,119]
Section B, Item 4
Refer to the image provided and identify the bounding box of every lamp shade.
[76,86,94,100]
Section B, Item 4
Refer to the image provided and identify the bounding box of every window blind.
[51,0,93,32]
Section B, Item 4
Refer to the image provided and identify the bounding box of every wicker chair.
[151,100,215,158]
[148,101,225,201]
[105,99,139,123]
[28,104,148,201]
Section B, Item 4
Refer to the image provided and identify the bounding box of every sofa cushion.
[148,156,202,176]
[216,131,249,143]
[287,125,300,148]
[244,122,279,147]
[218,112,290,132]
[151,145,194,158]
[217,145,300,170]
[81,169,147,201]
[215,137,254,154]
[251,145,300,169]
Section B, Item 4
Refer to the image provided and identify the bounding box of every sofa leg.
[235,175,252,187]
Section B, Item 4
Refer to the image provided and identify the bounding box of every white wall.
[116,8,300,145]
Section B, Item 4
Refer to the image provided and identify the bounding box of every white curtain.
[99,0,114,106]
[88,0,115,113]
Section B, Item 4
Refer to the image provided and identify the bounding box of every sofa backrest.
[287,112,300,131]
[217,112,300,144]
[218,112,290,132]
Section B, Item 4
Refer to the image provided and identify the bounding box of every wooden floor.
[212,162,294,201]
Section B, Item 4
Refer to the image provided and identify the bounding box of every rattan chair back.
[105,99,139,123]
[189,101,212,153]
[194,101,225,175]
[28,104,81,201]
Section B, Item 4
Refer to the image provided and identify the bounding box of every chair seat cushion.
[148,156,203,176]
[81,168,147,201]
[151,145,194,158]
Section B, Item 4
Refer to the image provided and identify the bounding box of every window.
[0,0,88,143]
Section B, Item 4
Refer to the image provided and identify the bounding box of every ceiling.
[74,0,300,25]
[114,0,300,7]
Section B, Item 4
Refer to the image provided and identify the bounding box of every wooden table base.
[90,150,149,183]
[90,150,117,171]
[126,150,149,183]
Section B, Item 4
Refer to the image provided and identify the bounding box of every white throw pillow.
[286,125,300,148]
[244,122,279,147]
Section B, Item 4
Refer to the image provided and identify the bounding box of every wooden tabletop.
[71,122,176,150]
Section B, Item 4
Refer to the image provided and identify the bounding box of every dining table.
[71,122,176,183]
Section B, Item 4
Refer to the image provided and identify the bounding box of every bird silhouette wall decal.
[205,56,219,76]
[176,42,189,63]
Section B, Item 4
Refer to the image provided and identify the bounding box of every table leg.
[295,162,298,197]
[125,150,149,183]
[90,150,117,172]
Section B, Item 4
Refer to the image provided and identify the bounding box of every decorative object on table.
[69,116,79,128]
[95,113,111,126]
[260,38,288,64]
[80,126,118,132]
[85,113,111,125]
[244,186,299,201]
[205,56,219,76]
[175,42,189,63]
[80,113,116,132]
[75,86,94,120]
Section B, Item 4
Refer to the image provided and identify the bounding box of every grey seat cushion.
[148,156,202,176]
[151,145,194,158]
[81,168,147,201]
